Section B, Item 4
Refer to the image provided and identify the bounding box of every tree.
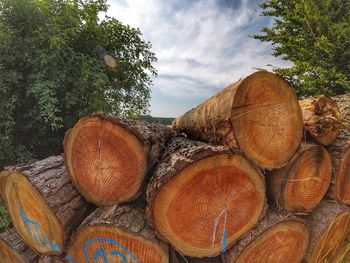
[254,0,350,97]
[0,0,157,167]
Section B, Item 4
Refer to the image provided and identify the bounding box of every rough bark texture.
[0,155,93,254]
[172,71,303,169]
[38,255,65,263]
[147,137,266,258]
[0,228,38,263]
[170,248,224,263]
[305,200,350,263]
[267,143,332,214]
[223,210,308,263]
[67,203,168,263]
[300,95,343,145]
[328,93,350,204]
[64,113,173,206]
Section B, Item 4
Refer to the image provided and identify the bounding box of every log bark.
[170,247,224,263]
[299,95,343,145]
[0,228,38,263]
[267,143,332,214]
[64,113,173,206]
[38,255,65,263]
[172,71,303,169]
[304,200,350,263]
[147,137,266,258]
[0,155,93,255]
[67,204,169,263]
[328,93,350,204]
[223,210,309,263]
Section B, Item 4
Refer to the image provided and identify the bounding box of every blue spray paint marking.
[84,237,140,263]
[221,227,227,252]
[19,207,61,252]
[65,255,77,263]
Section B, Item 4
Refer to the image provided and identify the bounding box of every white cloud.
[103,0,291,116]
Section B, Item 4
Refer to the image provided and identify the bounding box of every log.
[64,113,173,206]
[223,210,309,263]
[329,244,350,263]
[38,255,65,263]
[328,93,350,204]
[299,95,343,145]
[0,155,93,255]
[0,228,38,263]
[170,247,223,263]
[267,143,332,214]
[147,137,266,258]
[67,204,169,263]
[304,200,350,263]
[172,71,303,169]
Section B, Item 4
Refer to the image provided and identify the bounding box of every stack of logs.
[0,71,350,263]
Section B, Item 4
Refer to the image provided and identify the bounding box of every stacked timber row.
[0,71,349,263]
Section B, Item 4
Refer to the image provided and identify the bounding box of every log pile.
[0,71,349,263]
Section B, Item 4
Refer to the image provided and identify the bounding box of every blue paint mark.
[221,227,227,252]
[65,255,77,263]
[84,237,140,263]
[19,206,62,253]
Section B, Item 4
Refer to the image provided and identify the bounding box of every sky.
[104,0,291,117]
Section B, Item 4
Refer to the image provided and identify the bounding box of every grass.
[0,200,11,229]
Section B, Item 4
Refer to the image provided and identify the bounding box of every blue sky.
[105,0,290,117]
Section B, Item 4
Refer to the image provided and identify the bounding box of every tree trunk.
[299,95,343,145]
[146,137,266,258]
[304,200,350,263]
[0,155,93,255]
[223,210,309,263]
[329,244,350,263]
[64,113,173,206]
[267,143,332,214]
[172,71,303,169]
[67,204,169,263]
[328,93,350,204]
[0,228,38,263]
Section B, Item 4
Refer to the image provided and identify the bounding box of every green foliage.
[254,0,350,97]
[0,200,10,229]
[140,115,174,125]
[0,0,157,168]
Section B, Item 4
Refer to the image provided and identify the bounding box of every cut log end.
[64,115,148,205]
[332,144,350,204]
[231,71,303,169]
[151,153,266,258]
[0,233,26,263]
[230,221,308,263]
[68,221,168,262]
[1,172,63,254]
[269,144,332,214]
[306,201,350,263]
[300,95,343,146]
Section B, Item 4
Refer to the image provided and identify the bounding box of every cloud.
[104,0,291,116]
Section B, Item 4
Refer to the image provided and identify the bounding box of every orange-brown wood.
[172,71,303,169]
[0,228,38,263]
[147,137,266,258]
[223,210,309,263]
[328,93,350,205]
[300,95,343,145]
[329,244,350,263]
[0,156,92,255]
[267,143,332,214]
[305,200,350,263]
[68,204,169,263]
[64,113,172,206]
